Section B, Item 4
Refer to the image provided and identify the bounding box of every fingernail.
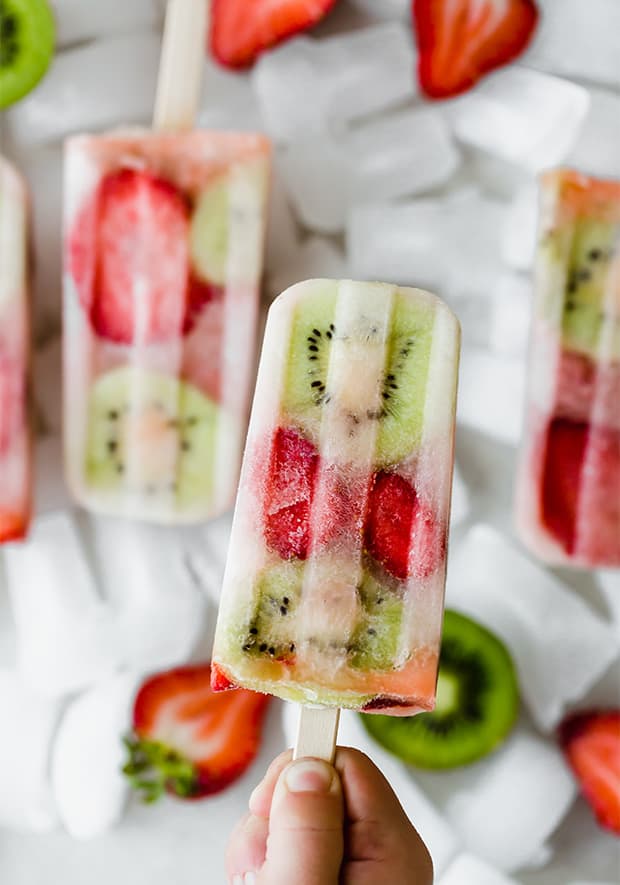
[284,759,334,794]
[244,874,257,885]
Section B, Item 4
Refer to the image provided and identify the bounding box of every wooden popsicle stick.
[294,706,341,764]
[153,0,208,131]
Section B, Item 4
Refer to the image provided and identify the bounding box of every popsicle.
[211,279,460,726]
[516,169,620,567]
[63,0,270,523]
[0,156,31,542]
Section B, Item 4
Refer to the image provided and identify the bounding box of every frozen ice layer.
[6,34,161,147]
[4,512,118,697]
[447,67,589,172]
[252,23,417,143]
[447,525,617,731]
[212,279,460,713]
[0,670,60,832]
[524,0,620,89]
[51,673,139,839]
[0,157,31,543]
[281,108,460,233]
[64,131,270,523]
[516,170,620,568]
[51,0,161,48]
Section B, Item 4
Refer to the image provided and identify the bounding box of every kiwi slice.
[239,563,403,671]
[282,287,434,465]
[189,175,229,288]
[360,609,519,769]
[0,0,55,109]
[85,367,219,508]
[541,218,620,359]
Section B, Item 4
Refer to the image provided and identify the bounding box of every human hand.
[227,747,433,884]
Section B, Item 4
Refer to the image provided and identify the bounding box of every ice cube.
[348,0,410,20]
[0,669,60,832]
[267,236,347,301]
[4,512,119,697]
[438,853,519,885]
[597,570,620,642]
[446,68,590,172]
[450,465,470,527]
[90,518,207,672]
[447,525,618,731]
[264,159,300,279]
[500,183,540,272]
[279,138,349,233]
[6,33,161,147]
[457,349,526,446]
[51,0,161,48]
[432,728,576,872]
[33,335,62,434]
[252,23,417,143]
[197,57,263,132]
[19,145,63,338]
[568,89,620,180]
[51,672,139,839]
[282,702,461,877]
[488,273,532,359]
[523,0,620,89]
[346,108,460,204]
[35,436,73,514]
[347,189,505,296]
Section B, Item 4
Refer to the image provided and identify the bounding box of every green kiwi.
[85,367,219,509]
[541,218,620,359]
[189,175,229,287]
[282,286,434,465]
[239,563,403,672]
[360,609,519,769]
[0,0,55,109]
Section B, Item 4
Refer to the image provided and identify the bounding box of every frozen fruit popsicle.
[516,169,620,567]
[0,156,31,543]
[63,0,271,523]
[211,279,460,717]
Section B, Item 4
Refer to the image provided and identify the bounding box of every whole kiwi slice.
[282,286,434,465]
[360,609,519,769]
[85,367,219,509]
[0,0,55,109]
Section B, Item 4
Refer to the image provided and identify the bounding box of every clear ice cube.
[457,349,526,446]
[50,0,161,48]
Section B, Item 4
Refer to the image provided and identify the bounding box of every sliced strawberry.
[210,0,338,68]
[70,168,217,344]
[124,663,270,802]
[210,663,238,692]
[559,710,620,835]
[0,352,25,454]
[413,0,539,99]
[364,471,443,580]
[541,418,588,554]
[0,509,29,543]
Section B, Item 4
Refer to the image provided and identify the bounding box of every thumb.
[258,757,344,885]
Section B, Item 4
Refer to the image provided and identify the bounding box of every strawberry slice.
[413,0,539,99]
[541,417,588,554]
[364,471,444,580]
[70,168,219,344]
[210,0,338,68]
[124,663,270,801]
[0,509,29,543]
[559,710,620,835]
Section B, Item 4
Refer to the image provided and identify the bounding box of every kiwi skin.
[0,0,55,109]
[359,609,520,769]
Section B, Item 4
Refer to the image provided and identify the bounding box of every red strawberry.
[413,0,539,99]
[70,168,219,344]
[559,710,620,835]
[364,471,444,580]
[541,417,588,554]
[210,662,238,692]
[0,509,29,543]
[124,663,270,801]
[210,0,338,69]
[262,427,352,559]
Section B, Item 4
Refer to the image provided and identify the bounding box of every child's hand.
[227,747,433,884]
